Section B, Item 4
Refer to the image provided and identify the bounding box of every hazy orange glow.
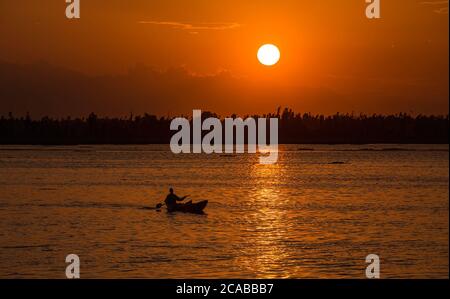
[0,0,448,116]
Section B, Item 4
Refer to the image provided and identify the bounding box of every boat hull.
[167,200,208,214]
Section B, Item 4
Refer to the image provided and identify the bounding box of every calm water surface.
[0,144,448,278]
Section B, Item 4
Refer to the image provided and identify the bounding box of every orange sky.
[0,0,448,116]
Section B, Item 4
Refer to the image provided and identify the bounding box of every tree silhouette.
[0,109,448,145]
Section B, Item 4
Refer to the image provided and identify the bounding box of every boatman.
[164,188,189,210]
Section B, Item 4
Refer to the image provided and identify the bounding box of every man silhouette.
[164,188,189,210]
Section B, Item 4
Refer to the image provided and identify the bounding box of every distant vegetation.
[0,108,448,144]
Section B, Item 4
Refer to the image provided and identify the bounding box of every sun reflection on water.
[231,160,299,278]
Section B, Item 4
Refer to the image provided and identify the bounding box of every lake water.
[0,144,448,278]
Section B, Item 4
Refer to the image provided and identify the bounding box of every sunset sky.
[0,0,448,117]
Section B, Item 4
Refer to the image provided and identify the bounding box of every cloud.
[1,62,448,118]
[137,21,242,32]
[0,62,346,118]
[420,0,449,14]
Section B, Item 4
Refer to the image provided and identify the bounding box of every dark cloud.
[0,61,447,118]
[0,62,340,118]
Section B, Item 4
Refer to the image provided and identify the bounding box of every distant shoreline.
[1,110,448,145]
[0,143,448,146]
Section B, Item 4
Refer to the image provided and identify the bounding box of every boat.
[167,200,208,214]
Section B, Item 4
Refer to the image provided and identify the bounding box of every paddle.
[155,195,190,210]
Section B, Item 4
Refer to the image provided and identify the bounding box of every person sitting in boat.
[164,188,189,209]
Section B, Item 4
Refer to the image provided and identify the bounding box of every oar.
[155,195,190,210]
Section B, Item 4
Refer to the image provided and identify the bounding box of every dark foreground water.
[0,144,448,278]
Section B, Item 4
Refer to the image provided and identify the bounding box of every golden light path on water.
[233,162,293,278]
[0,144,448,278]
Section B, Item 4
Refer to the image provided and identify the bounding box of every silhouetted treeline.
[0,108,448,144]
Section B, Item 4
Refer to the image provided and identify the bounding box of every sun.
[257,44,280,66]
